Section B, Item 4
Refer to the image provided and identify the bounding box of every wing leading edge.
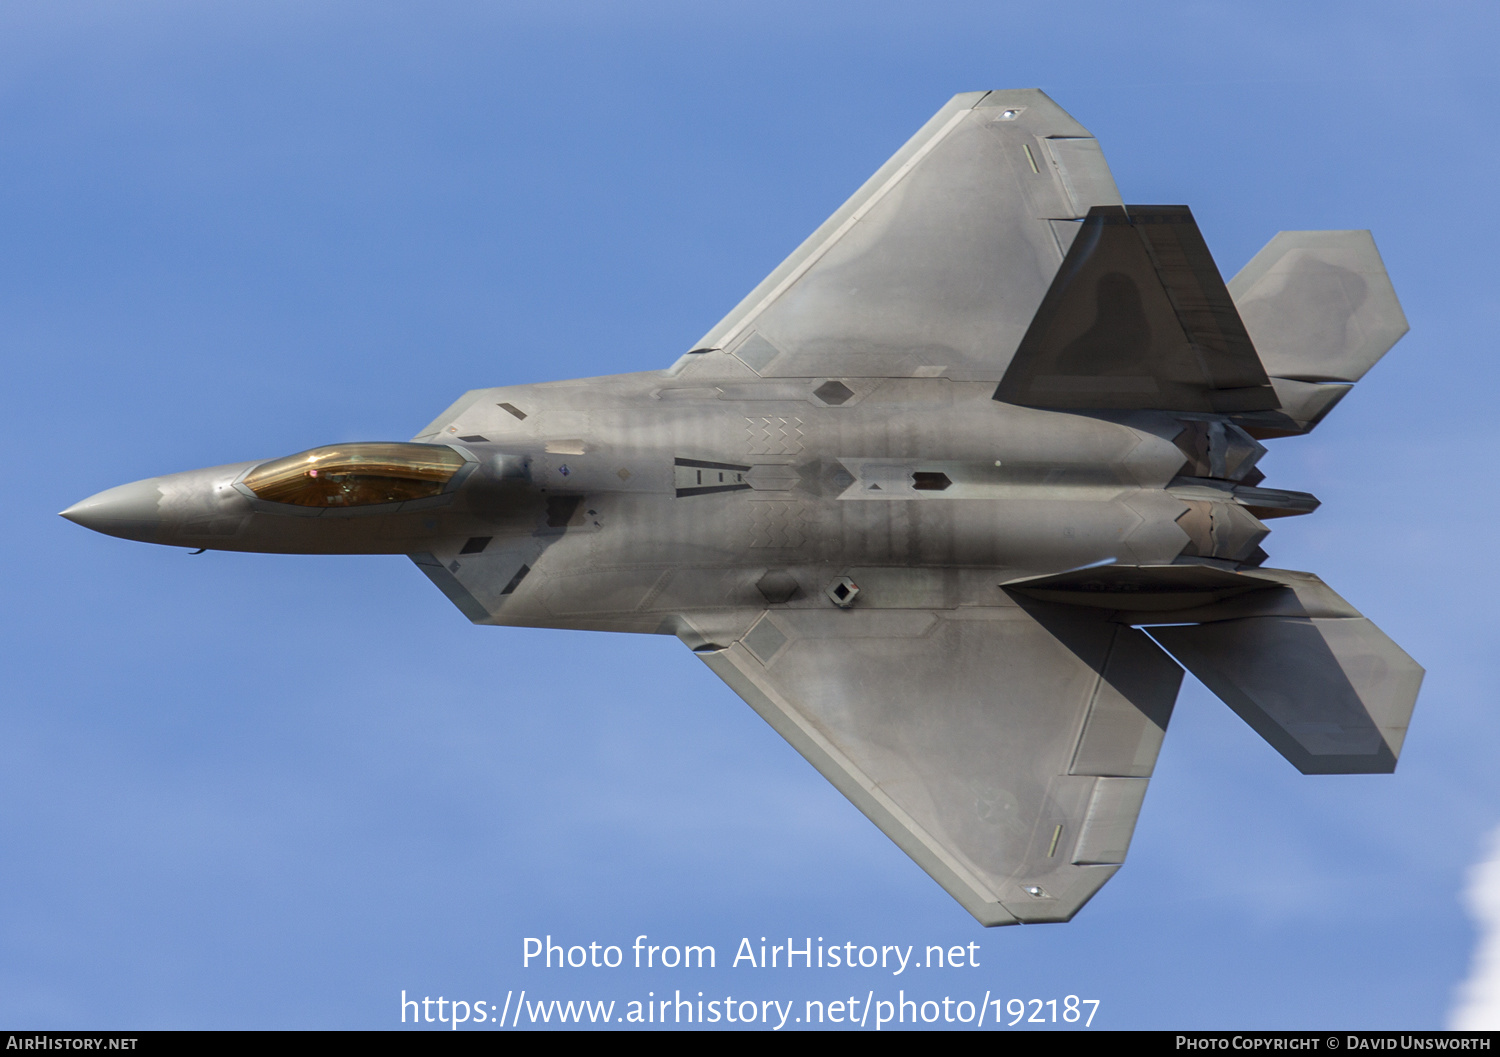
[672,89,1123,381]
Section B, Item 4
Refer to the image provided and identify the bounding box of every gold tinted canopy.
[243,443,466,507]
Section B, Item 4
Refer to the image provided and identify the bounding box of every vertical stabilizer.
[994,205,1279,413]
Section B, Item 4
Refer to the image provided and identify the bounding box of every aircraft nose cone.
[60,477,165,541]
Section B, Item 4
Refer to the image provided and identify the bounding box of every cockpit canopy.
[243,443,467,507]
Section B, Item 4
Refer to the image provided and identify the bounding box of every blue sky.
[4,0,1499,1030]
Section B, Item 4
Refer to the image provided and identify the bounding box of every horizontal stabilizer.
[1149,615,1420,774]
[995,206,1280,413]
[1227,231,1407,436]
[1007,565,1423,774]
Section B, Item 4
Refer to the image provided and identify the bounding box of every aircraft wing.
[692,602,1183,925]
[675,89,1122,381]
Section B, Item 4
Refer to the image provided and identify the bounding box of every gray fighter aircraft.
[61,90,1421,926]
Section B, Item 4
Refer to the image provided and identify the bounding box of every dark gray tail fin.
[995,205,1279,414]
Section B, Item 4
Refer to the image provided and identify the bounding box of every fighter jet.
[61,90,1421,926]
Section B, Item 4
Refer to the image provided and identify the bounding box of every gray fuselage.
[62,364,1245,643]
